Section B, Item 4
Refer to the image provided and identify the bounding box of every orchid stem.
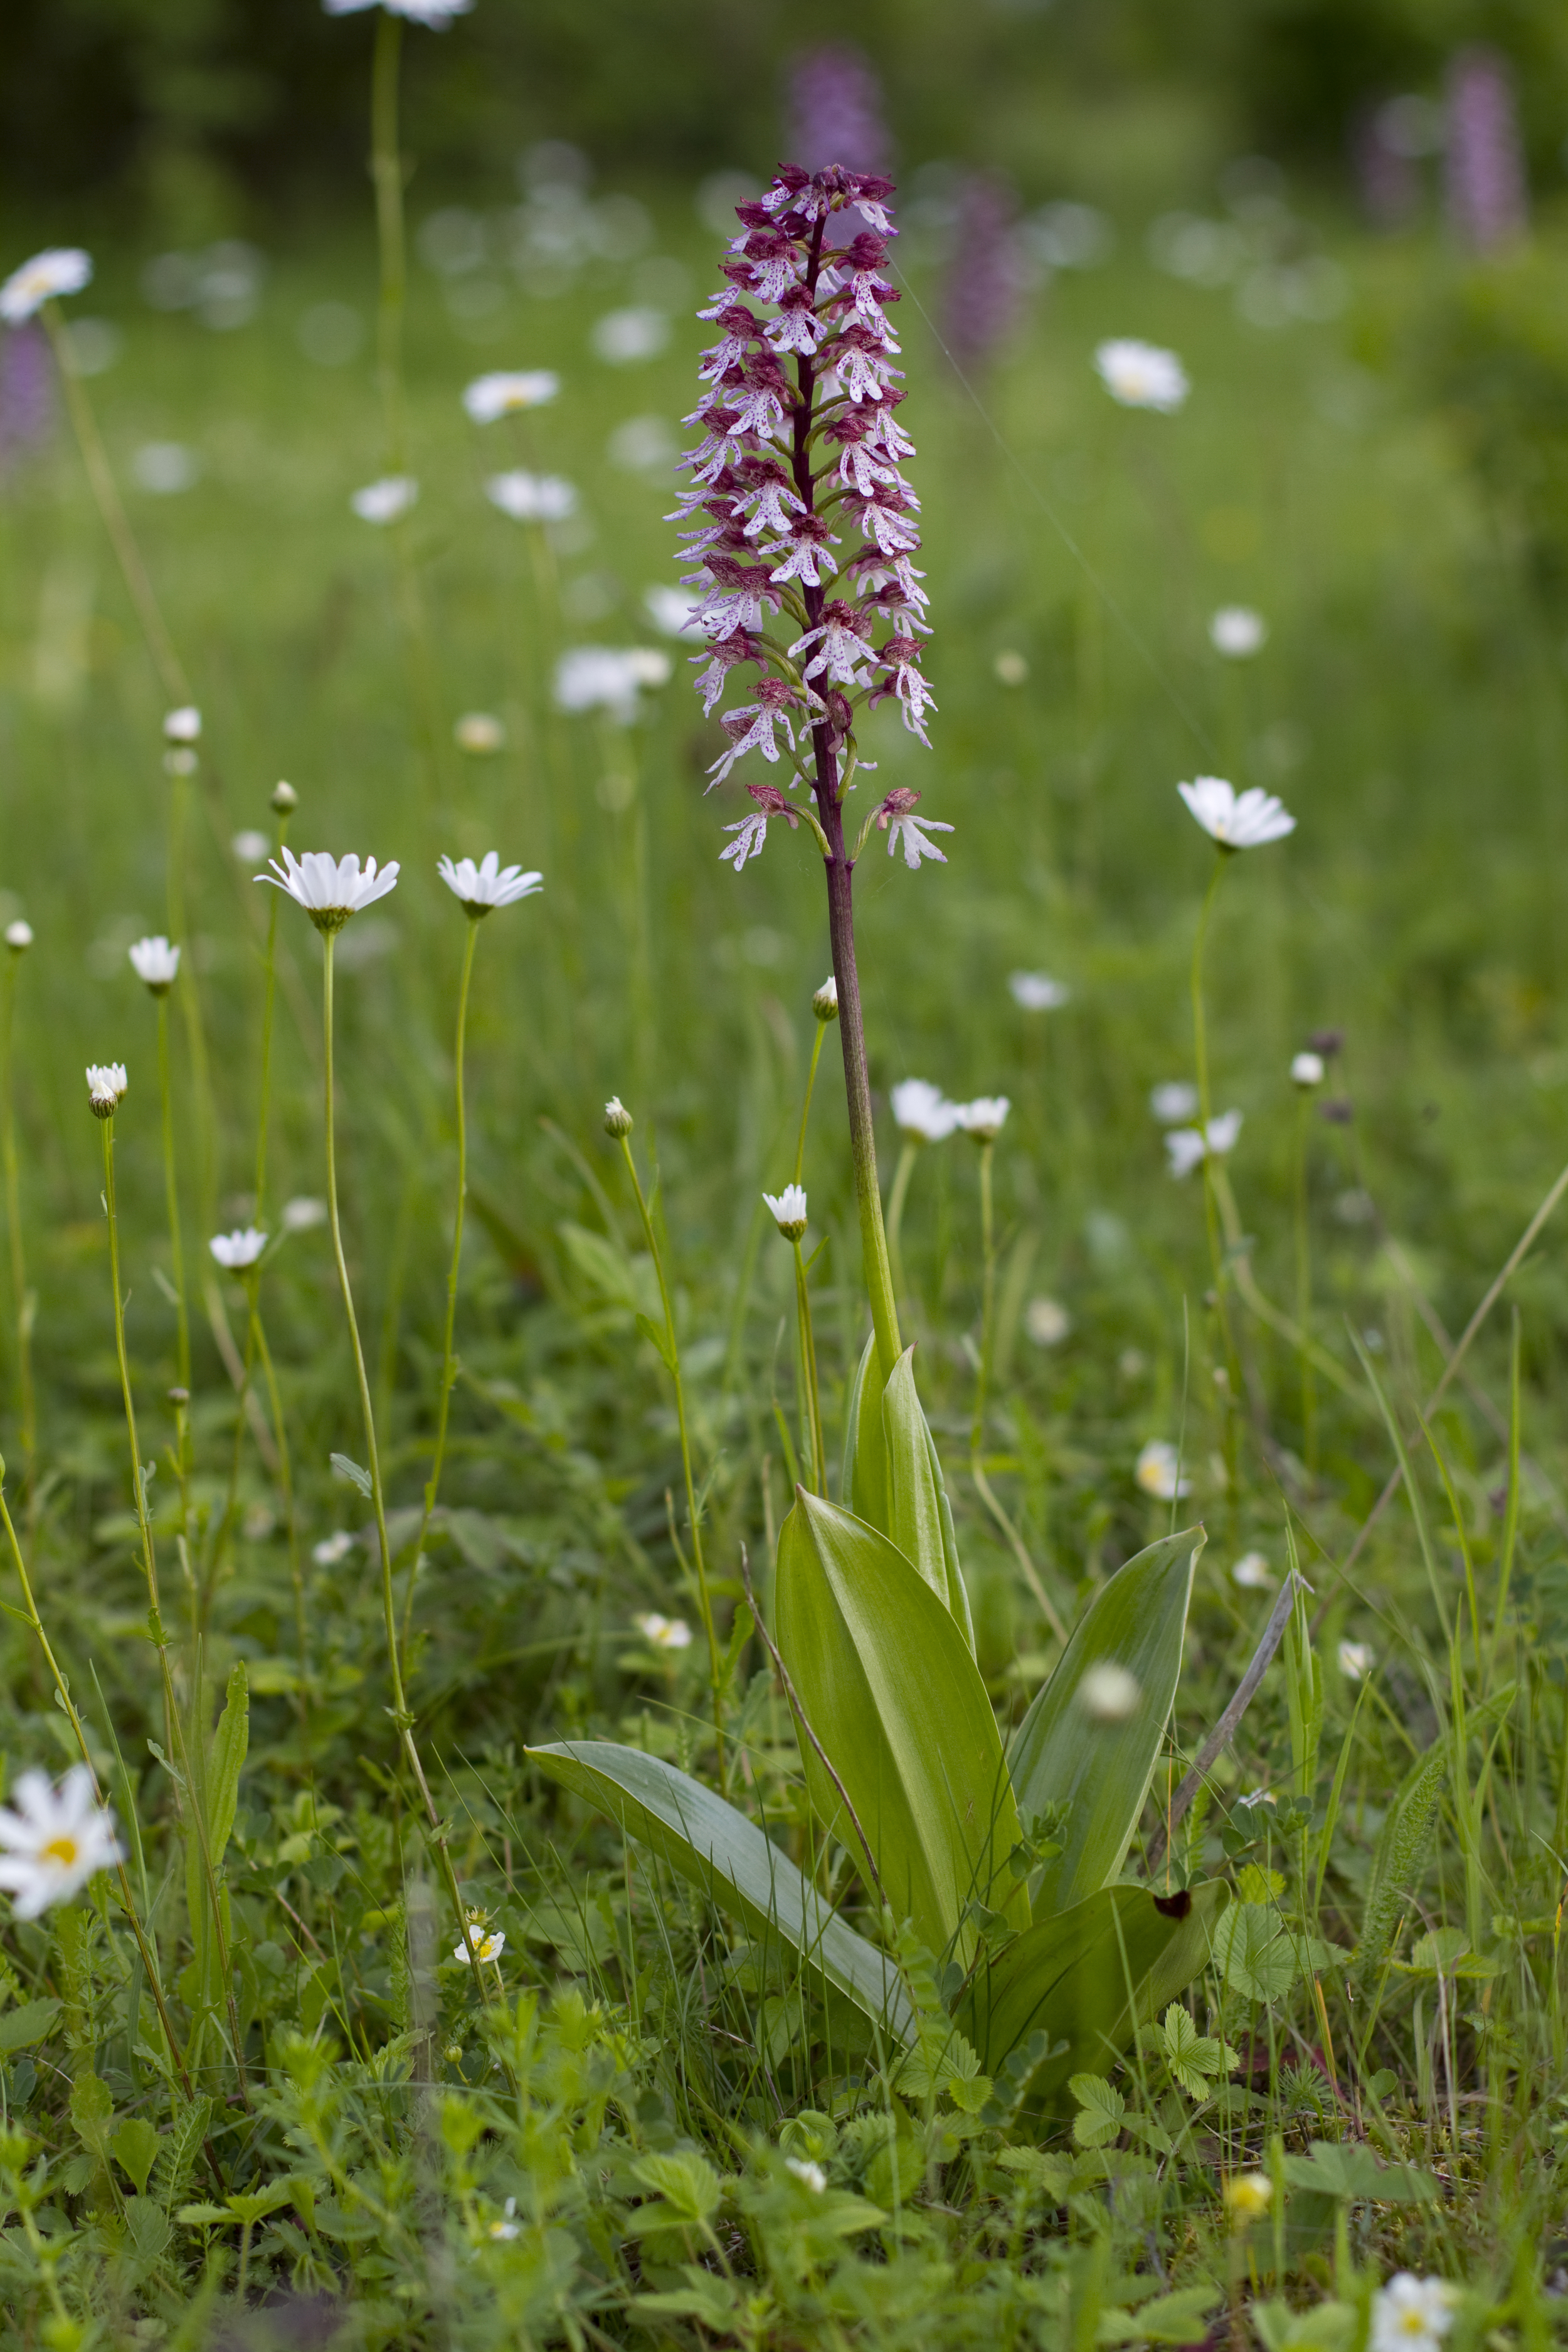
[0,955,36,1517]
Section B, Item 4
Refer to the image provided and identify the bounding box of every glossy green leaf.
[526,1737,914,2044]
[881,1347,974,1649]
[961,1878,1229,2122]
[841,1329,888,1535]
[775,1488,1027,1963]
[1009,1528,1202,1919]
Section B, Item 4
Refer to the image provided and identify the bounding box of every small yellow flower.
[1222,2171,1273,2226]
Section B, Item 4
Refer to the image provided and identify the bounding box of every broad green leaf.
[841,1329,889,1535]
[526,1738,914,2045]
[0,1996,60,2055]
[960,1878,1229,2122]
[1009,1528,1203,1919]
[110,2116,161,2198]
[1067,2072,1125,2147]
[1281,2141,1439,2204]
[881,1347,974,1649]
[1211,1902,1297,2002]
[775,1488,1027,1964]
[1128,2289,1224,2344]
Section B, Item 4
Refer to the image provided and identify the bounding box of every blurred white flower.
[0,248,92,325]
[635,1613,692,1651]
[1165,1111,1242,1179]
[955,1096,1010,1142]
[1370,2277,1457,2352]
[1094,338,1188,413]
[162,706,202,743]
[891,1079,958,1143]
[607,415,678,473]
[232,829,270,862]
[454,712,504,754]
[762,1183,808,1239]
[644,583,705,637]
[86,1062,127,1116]
[1009,972,1069,1012]
[127,936,180,992]
[134,443,199,495]
[1338,1640,1373,1680]
[1136,1439,1190,1500]
[283,1197,328,1232]
[1079,1661,1142,1721]
[1024,1297,1071,1347]
[554,645,670,722]
[786,2158,827,2193]
[313,1530,356,1565]
[453,1920,505,1965]
[0,1766,123,1919]
[1150,1081,1200,1124]
[351,475,418,524]
[259,849,400,926]
[591,306,669,364]
[325,0,472,24]
[993,650,1028,686]
[1291,1051,1325,1088]
[1232,1551,1275,1590]
[488,2196,521,2241]
[1178,776,1296,850]
[1224,2171,1273,2225]
[5,923,32,953]
[1209,607,1268,658]
[485,469,578,522]
[164,748,198,777]
[463,369,559,421]
[209,1228,267,1270]
[437,852,543,914]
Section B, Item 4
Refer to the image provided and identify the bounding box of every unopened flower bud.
[271,780,298,813]
[812,975,839,1023]
[603,1096,633,1138]
[85,1062,127,1119]
[5,922,31,953]
[167,1385,189,1407]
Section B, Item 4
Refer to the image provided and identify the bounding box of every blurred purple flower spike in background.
[1445,45,1528,253]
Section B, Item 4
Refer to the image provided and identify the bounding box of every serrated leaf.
[1009,1529,1202,1920]
[329,1453,373,1498]
[0,1997,60,2055]
[526,1739,914,2043]
[1128,2288,1224,2343]
[1069,2072,1125,2147]
[1212,1901,1297,2001]
[775,1486,1027,1964]
[1282,2139,1440,2204]
[177,2203,231,2227]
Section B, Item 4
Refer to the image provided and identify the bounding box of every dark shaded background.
[6,0,1568,235]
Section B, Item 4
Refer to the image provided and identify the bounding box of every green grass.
[0,162,1566,2343]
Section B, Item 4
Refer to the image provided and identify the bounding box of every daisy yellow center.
[41,1835,79,1868]
[1396,2319,1432,2339]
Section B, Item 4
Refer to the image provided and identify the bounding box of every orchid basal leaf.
[526,1739,915,2044]
[881,1345,975,1649]
[1009,1528,1203,1920]
[841,1329,889,1535]
[775,1488,1025,1965]
[961,1879,1229,2122]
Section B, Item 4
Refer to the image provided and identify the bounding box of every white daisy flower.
[1078,1661,1142,1721]
[258,848,400,929]
[127,936,181,993]
[1209,606,1267,659]
[644,583,706,637]
[6,923,32,953]
[463,369,559,421]
[484,470,577,523]
[86,1062,128,1118]
[1009,972,1069,1011]
[209,1228,268,1271]
[1178,776,1296,850]
[1370,2277,1458,2352]
[454,712,504,754]
[786,2158,827,2193]
[1165,1110,1242,1179]
[1338,1640,1373,1680]
[890,1079,958,1144]
[1136,1439,1190,1500]
[488,2196,521,2240]
[232,829,271,863]
[0,1766,123,1919]
[635,1613,692,1651]
[0,248,92,326]
[554,646,670,723]
[313,1531,356,1565]
[1232,1551,1275,1589]
[762,1183,808,1239]
[1150,1081,1200,1124]
[324,0,472,25]
[1024,1298,1071,1347]
[437,852,543,914]
[162,706,202,744]
[351,475,418,524]
[283,1197,328,1232]
[953,1096,1009,1142]
[1291,1051,1325,1088]
[1094,338,1189,413]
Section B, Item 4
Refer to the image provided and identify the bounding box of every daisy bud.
[603,1097,633,1138]
[812,975,839,1023]
[271,780,298,813]
[762,1183,808,1240]
[5,923,32,953]
[85,1063,127,1119]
